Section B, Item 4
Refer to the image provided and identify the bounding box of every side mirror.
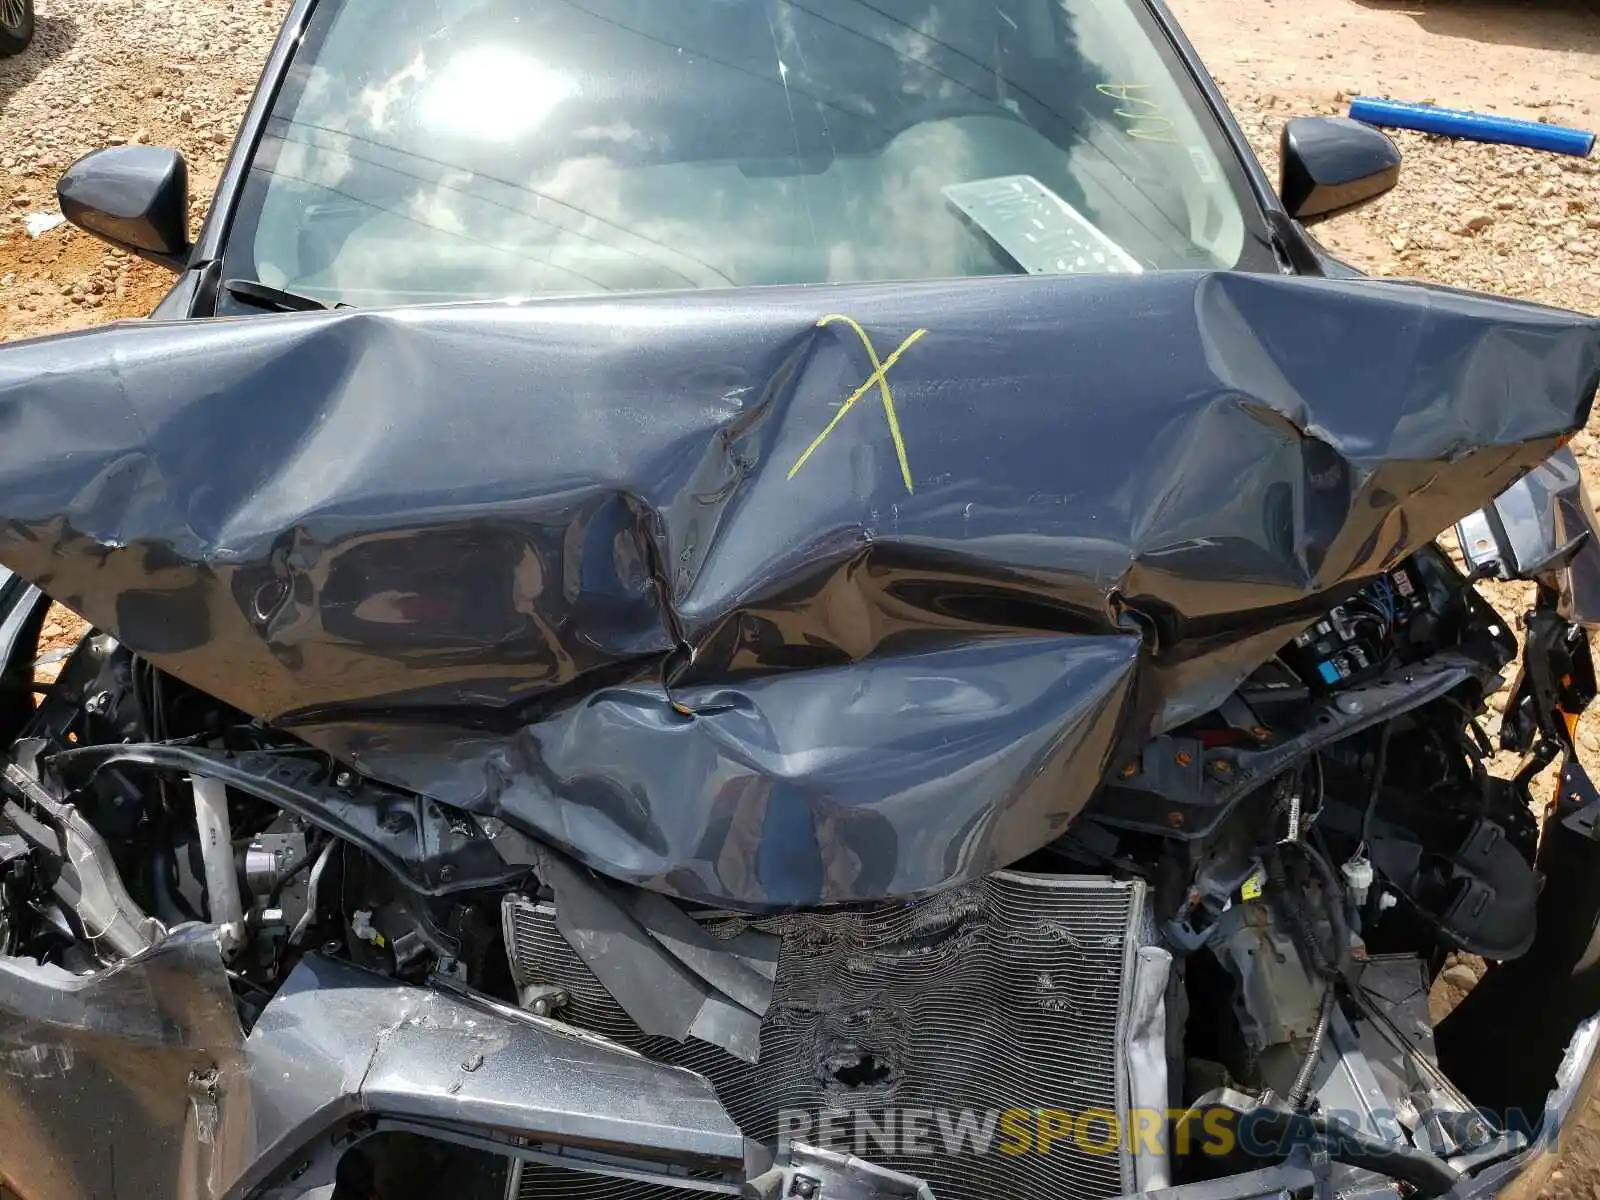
[1279,117,1401,224]
[56,146,192,269]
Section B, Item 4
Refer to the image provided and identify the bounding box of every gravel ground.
[0,0,285,334]
[3,0,1600,1193]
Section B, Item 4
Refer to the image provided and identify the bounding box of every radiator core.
[504,871,1145,1200]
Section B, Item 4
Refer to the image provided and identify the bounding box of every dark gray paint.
[1278,117,1402,221]
[0,271,1595,907]
[55,146,193,268]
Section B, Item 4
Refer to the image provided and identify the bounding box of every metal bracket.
[744,1143,935,1200]
[517,984,569,1017]
[1557,755,1600,842]
[1500,605,1597,754]
[1,761,163,959]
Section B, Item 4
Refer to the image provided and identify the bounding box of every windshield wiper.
[223,278,350,313]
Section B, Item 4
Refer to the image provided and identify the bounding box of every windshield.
[222,0,1275,306]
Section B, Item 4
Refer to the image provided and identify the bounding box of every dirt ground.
[0,0,285,333]
[6,0,1600,1192]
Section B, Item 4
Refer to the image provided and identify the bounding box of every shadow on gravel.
[0,14,78,121]
[1352,0,1600,54]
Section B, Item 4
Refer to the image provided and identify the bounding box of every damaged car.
[7,2,1600,1200]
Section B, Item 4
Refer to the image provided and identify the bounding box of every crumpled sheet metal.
[0,270,1594,908]
[0,930,744,1200]
[0,928,248,1200]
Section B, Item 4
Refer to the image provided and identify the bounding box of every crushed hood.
[0,270,1595,908]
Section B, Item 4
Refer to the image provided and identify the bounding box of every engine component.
[1209,895,1327,1052]
[1177,1086,1461,1196]
[1286,986,1335,1112]
[244,830,308,897]
[1281,563,1430,692]
[350,904,432,974]
[0,759,163,959]
[1368,819,1537,961]
[742,1141,935,1200]
[503,873,1149,1200]
[1088,654,1501,841]
[1354,955,1483,1155]
[1291,1000,1404,1140]
[1342,855,1374,907]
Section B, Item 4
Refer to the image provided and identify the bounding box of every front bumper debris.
[0,931,746,1200]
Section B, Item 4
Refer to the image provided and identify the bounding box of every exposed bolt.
[1211,759,1233,777]
[1165,811,1185,830]
[1248,725,1271,742]
[789,1176,819,1199]
[84,691,111,715]
[334,770,355,788]
[1175,750,1193,767]
[439,865,455,882]
[1120,762,1138,779]
[461,1052,484,1072]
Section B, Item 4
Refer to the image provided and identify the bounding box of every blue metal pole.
[1348,96,1594,157]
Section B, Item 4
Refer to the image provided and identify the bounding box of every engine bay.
[2,538,1598,1200]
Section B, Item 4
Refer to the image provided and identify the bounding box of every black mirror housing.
[1280,116,1401,224]
[56,146,192,269]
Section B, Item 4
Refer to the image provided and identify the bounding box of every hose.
[1266,843,1345,1113]
[1294,837,1356,976]
[1265,846,1334,979]
[1248,1104,1462,1197]
[147,843,190,928]
[1359,722,1392,850]
[1286,984,1336,1110]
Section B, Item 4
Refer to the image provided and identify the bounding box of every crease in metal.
[0,270,1594,908]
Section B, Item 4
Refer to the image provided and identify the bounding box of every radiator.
[503,872,1146,1200]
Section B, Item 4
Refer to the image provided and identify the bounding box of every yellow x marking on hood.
[787,314,927,495]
